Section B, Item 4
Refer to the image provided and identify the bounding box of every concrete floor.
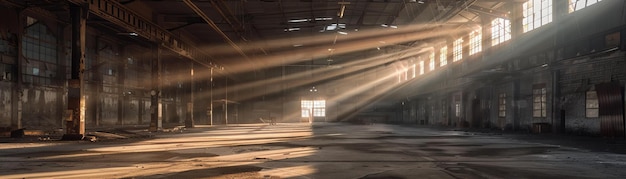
[1,123,626,179]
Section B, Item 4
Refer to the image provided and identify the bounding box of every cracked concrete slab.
[0,123,625,178]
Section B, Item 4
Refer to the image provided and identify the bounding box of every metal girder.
[434,0,478,23]
[66,0,220,69]
[183,0,256,68]
[467,5,509,19]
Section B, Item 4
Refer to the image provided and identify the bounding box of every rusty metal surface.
[595,82,625,138]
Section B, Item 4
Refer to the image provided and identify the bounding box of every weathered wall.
[0,82,12,127]
[391,1,626,137]
[21,87,64,129]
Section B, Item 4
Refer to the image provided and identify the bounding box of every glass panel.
[587,109,599,118]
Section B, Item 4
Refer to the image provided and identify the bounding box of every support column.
[552,69,562,133]
[149,46,162,132]
[480,15,492,55]
[510,2,524,40]
[513,79,521,131]
[64,4,87,139]
[12,10,24,130]
[185,62,195,128]
[224,78,228,125]
[138,99,143,125]
[209,67,213,126]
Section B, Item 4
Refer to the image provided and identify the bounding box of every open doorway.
[301,100,326,123]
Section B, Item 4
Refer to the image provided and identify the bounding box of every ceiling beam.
[467,4,509,19]
[183,0,258,70]
[66,0,221,70]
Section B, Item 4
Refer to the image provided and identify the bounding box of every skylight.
[289,17,334,23]
[288,19,310,23]
[284,27,301,32]
[381,24,398,28]
[315,17,333,21]
[321,23,346,32]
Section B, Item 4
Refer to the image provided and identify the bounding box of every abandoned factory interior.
[1,0,626,178]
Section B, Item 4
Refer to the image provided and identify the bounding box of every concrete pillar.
[481,15,492,54]
[185,62,195,128]
[510,2,523,40]
[64,4,87,138]
[149,46,162,132]
[224,78,228,125]
[551,69,561,133]
[138,99,143,125]
[209,67,213,125]
[513,79,521,131]
[12,10,23,130]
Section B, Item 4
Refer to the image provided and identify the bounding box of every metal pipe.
[210,67,213,126]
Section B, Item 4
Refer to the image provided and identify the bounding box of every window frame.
[419,60,424,75]
[585,90,599,118]
[22,17,59,86]
[523,0,553,33]
[439,46,448,67]
[491,18,511,46]
[453,38,463,62]
[498,93,506,117]
[301,100,326,117]
[532,84,547,118]
[428,52,435,71]
[569,0,602,13]
[469,28,482,55]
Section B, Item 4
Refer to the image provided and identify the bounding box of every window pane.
[524,0,552,32]
[587,109,599,118]
[440,46,447,66]
[302,109,310,117]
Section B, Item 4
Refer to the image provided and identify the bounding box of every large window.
[469,28,482,55]
[532,85,547,117]
[569,0,602,12]
[419,60,424,75]
[439,46,447,66]
[586,90,599,118]
[0,31,16,82]
[498,93,506,117]
[523,0,553,32]
[301,100,326,117]
[428,52,435,71]
[453,38,463,62]
[99,46,120,93]
[491,18,511,46]
[22,17,58,86]
[411,64,416,78]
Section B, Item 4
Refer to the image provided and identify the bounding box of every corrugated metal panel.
[595,82,625,138]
